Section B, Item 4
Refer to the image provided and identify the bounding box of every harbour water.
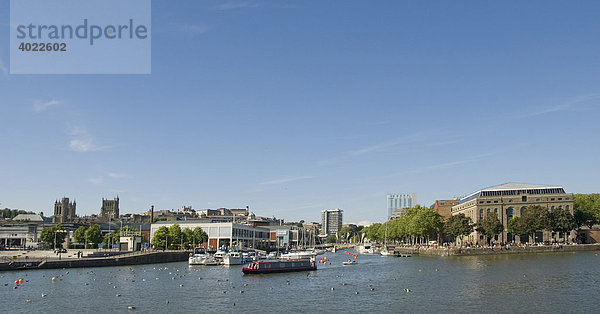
[1,250,599,313]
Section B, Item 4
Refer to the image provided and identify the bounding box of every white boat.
[306,248,326,256]
[380,248,397,256]
[355,244,376,254]
[189,248,219,266]
[343,259,357,265]
[223,251,244,265]
[280,250,316,260]
[213,250,227,263]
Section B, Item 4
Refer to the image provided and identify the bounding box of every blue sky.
[0,0,599,224]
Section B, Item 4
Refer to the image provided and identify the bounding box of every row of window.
[477,205,570,220]
[478,196,570,204]
[480,188,565,197]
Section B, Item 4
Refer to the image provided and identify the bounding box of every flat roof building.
[451,182,574,244]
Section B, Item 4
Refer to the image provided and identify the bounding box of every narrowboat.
[242,259,316,274]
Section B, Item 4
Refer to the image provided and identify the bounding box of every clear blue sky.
[1,0,599,224]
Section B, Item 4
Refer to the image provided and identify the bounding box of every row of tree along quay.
[151,224,208,250]
[38,224,209,251]
[351,193,600,248]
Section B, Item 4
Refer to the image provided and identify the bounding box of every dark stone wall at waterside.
[0,251,190,271]
[416,244,600,256]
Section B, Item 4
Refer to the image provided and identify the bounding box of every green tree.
[548,208,576,242]
[339,226,355,243]
[362,223,382,242]
[402,205,444,244]
[192,227,208,245]
[152,226,169,250]
[477,212,504,245]
[507,216,528,241]
[102,232,119,247]
[168,224,182,249]
[40,224,67,247]
[326,235,337,243]
[574,193,600,229]
[1,208,35,219]
[85,225,103,247]
[444,213,473,245]
[182,228,194,249]
[74,226,87,244]
[520,205,551,242]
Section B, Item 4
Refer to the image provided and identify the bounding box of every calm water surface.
[1,251,598,313]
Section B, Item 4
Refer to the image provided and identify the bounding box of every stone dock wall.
[0,251,190,272]
[412,243,600,256]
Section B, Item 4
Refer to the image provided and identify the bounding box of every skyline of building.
[321,209,343,237]
[387,193,417,219]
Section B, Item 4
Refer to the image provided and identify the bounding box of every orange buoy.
[14,280,19,285]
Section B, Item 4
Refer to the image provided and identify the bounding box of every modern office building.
[451,183,574,244]
[387,193,417,219]
[321,209,343,237]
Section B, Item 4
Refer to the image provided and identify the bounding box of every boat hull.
[242,265,316,274]
[242,259,317,274]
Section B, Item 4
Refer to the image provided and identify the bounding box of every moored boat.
[380,248,398,256]
[355,244,376,254]
[189,247,219,266]
[223,251,244,265]
[242,259,317,274]
[280,250,316,260]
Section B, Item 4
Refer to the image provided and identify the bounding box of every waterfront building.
[387,193,417,219]
[264,225,313,249]
[150,221,271,250]
[433,199,459,221]
[302,221,321,235]
[451,183,574,244]
[53,197,76,223]
[0,214,51,249]
[321,209,343,237]
[100,197,120,220]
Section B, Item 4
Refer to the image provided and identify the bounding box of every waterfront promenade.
[394,243,600,256]
[0,249,190,271]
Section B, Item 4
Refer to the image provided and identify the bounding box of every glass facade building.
[387,193,417,219]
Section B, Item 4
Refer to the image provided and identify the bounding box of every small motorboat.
[343,259,357,265]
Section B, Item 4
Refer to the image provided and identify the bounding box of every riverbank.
[411,243,600,256]
[0,250,190,271]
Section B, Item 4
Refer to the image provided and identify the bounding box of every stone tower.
[100,196,120,220]
[53,197,76,223]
